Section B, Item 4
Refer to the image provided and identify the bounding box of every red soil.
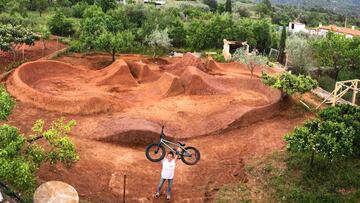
[2,52,309,203]
[0,39,67,73]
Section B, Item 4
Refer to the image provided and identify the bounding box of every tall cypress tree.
[279,25,287,64]
[225,0,232,13]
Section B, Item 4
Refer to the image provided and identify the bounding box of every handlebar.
[160,125,165,138]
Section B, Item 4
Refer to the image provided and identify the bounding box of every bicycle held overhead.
[145,126,200,165]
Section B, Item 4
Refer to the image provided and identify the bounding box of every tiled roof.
[319,25,360,37]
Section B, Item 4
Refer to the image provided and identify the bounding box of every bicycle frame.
[158,127,191,157]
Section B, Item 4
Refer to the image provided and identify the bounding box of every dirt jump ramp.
[94,59,138,86]
[146,72,184,98]
[179,66,228,95]
[126,61,160,83]
[163,52,207,74]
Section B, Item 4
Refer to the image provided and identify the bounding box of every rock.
[33,181,79,203]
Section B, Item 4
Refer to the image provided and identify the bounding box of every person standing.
[155,149,180,201]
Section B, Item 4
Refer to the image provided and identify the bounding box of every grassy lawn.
[216,151,360,203]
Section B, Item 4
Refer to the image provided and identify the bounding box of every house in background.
[318,24,360,38]
[288,22,306,33]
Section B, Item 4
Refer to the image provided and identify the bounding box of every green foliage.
[48,11,75,36]
[278,25,286,64]
[233,48,268,78]
[72,1,89,18]
[285,105,360,165]
[145,28,172,57]
[96,0,116,13]
[0,24,38,59]
[202,0,217,12]
[286,34,314,74]
[213,52,226,62]
[311,32,351,80]
[225,0,231,13]
[0,118,78,197]
[261,72,318,97]
[96,30,135,61]
[33,0,48,17]
[236,7,251,17]
[0,86,15,120]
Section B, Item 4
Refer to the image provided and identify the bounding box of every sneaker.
[166,195,171,201]
[155,192,160,198]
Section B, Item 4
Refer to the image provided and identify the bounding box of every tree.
[48,11,75,36]
[255,0,273,17]
[0,24,38,60]
[96,0,116,13]
[261,71,318,99]
[285,105,360,165]
[34,0,48,16]
[39,26,50,56]
[145,28,172,58]
[225,0,231,13]
[311,32,350,80]
[0,86,15,121]
[278,25,286,64]
[232,48,268,78]
[203,0,217,12]
[0,118,79,198]
[237,7,251,17]
[72,1,89,18]
[96,30,134,61]
[286,34,314,74]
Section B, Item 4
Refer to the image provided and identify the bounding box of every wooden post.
[123,174,126,203]
[352,80,358,105]
[333,83,339,106]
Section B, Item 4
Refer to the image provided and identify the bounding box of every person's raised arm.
[174,148,182,163]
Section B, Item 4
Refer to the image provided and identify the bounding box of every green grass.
[217,151,360,202]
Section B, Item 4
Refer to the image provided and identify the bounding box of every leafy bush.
[48,11,75,37]
[213,52,226,62]
[285,105,360,165]
[261,72,318,98]
[318,75,335,92]
[72,1,89,18]
[0,118,79,198]
[0,86,15,120]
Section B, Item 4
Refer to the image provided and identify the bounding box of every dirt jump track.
[3,53,310,202]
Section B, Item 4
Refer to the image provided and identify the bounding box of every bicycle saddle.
[178,142,186,146]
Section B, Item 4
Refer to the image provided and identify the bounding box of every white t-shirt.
[161,159,176,179]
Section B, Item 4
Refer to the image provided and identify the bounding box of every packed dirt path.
[2,53,313,202]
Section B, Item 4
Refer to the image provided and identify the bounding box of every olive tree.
[232,48,268,78]
[145,28,172,58]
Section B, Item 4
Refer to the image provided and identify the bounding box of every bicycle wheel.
[145,143,166,162]
[181,146,200,165]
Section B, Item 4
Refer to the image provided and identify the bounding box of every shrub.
[0,86,15,120]
[48,11,75,36]
[318,75,335,92]
[72,1,89,18]
[213,52,226,62]
[261,71,318,98]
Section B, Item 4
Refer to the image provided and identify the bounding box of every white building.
[288,22,307,33]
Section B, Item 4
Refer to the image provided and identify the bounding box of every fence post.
[123,174,126,203]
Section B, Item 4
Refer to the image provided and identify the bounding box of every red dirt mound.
[94,59,138,86]
[126,61,160,83]
[163,52,207,75]
[7,60,115,114]
[179,66,228,95]
[146,72,184,98]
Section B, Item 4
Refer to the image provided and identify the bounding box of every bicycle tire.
[145,143,166,162]
[181,146,200,165]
